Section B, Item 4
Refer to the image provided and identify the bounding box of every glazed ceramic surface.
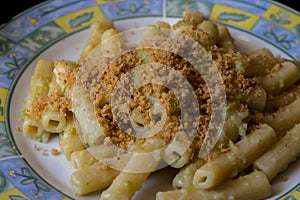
[0,0,299,199]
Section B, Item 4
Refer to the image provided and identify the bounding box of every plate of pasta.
[0,0,300,200]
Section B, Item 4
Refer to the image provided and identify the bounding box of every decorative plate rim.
[0,0,299,199]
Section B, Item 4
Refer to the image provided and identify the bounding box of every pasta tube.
[243,48,276,77]
[70,149,97,170]
[53,60,78,99]
[100,167,152,200]
[254,123,300,180]
[48,73,63,96]
[78,17,114,63]
[141,22,170,42]
[100,150,161,200]
[235,124,277,167]
[23,60,54,140]
[172,159,205,189]
[70,162,119,195]
[72,91,106,145]
[101,172,151,200]
[264,84,300,112]
[141,25,162,41]
[59,127,85,160]
[242,85,267,111]
[162,140,193,169]
[263,98,300,133]
[182,10,204,26]
[100,137,163,200]
[156,171,271,200]
[41,110,67,133]
[218,101,249,143]
[22,119,46,141]
[193,124,276,189]
[216,23,236,50]
[100,28,126,58]
[196,20,219,46]
[257,61,300,94]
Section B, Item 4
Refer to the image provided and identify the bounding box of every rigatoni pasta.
[21,10,300,200]
[242,47,277,77]
[263,98,300,133]
[70,162,119,195]
[264,84,300,112]
[23,59,54,141]
[70,149,97,170]
[172,158,205,189]
[78,17,114,63]
[101,172,151,200]
[59,126,85,160]
[157,170,271,200]
[257,61,300,94]
[254,123,300,180]
[192,124,276,189]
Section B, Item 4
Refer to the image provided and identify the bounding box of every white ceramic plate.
[0,0,299,199]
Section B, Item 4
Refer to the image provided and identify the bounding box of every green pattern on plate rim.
[0,0,299,199]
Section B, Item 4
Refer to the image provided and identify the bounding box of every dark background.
[0,0,299,26]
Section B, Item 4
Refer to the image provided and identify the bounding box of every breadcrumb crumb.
[42,149,48,156]
[281,176,287,182]
[33,144,39,151]
[51,148,59,155]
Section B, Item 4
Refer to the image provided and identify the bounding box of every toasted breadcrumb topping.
[74,24,259,160]
[51,148,59,155]
[26,93,71,121]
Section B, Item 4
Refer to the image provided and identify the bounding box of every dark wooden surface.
[0,0,299,26]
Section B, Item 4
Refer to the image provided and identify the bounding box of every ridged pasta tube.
[53,60,78,99]
[172,159,205,189]
[193,124,276,189]
[162,140,193,169]
[23,60,54,140]
[242,85,267,111]
[263,98,300,133]
[156,171,271,200]
[59,127,85,160]
[72,91,106,145]
[41,110,67,133]
[100,138,163,200]
[243,48,276,77]
[257,61,300,94]
[70,162,119,195]
[254,123,300,180]
[78,17,114,63]
[100,28,126,58]
[70,149,97,170]
[100,172,151,200]
[216,23,235,50]
[182,10,204,26]
[264,84,300,112]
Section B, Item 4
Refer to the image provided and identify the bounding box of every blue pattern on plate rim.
[252,18,300,58]
[166,0,213,18]
[0,0,299,199]
[0,0,95,42]
[0,157,68,199]
[100,0,163,20]
[0,45,33,89]
[200,0,270,15]
[0,122,17,158]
